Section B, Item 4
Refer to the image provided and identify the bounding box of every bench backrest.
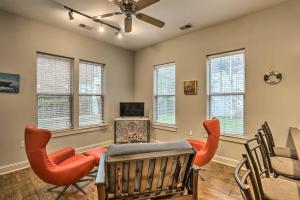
[105,148,195,199]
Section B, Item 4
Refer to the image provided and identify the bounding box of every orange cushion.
[187,139,206,151]
[83,147,108,166]
[58,154,87,166]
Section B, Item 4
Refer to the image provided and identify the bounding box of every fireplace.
[114,118,150,144]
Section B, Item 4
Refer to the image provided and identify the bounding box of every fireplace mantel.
[114,117,150,144]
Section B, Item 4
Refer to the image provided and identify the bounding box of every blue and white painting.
[0,72,20,93]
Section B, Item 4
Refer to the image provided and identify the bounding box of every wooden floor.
[0,161,242,200]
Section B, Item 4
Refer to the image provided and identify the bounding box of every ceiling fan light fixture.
[68,11,74,20]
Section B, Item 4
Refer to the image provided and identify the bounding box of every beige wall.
[0,10,134,168]
[1,0,300,170]
[134,0,300,161]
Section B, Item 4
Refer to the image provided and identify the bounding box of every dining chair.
[257,130,300,180]
[262,122,298,159]
[234,154,261,200]
[243,137,300,200]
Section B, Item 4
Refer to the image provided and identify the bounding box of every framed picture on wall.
[184,80,197,95]
[0,72,20,93]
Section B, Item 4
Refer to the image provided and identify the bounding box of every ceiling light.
[98,23,105,32]
[116,31,122,39]
[68,11,74,20]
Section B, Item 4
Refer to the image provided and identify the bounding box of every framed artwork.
[0,72,20,93]
[184,80,197,95]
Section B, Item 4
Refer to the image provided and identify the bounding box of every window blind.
[79,61,104,126]
[37,53,73,131]
[154,63,176,125]
[207,50,245,135]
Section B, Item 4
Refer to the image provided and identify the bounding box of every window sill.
[152,123,177,132]
[204,133,248,144]
[52,124,108,138]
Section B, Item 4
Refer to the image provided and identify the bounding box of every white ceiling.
[0,0,290,51]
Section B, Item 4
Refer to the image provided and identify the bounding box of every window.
[154,63,176,125]
[79,60,104,126]
[207,50,245,135]
[37,53,73,131]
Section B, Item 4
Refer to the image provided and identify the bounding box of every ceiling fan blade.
[136,13,165,28]
[94,12,122,19]
[135,0,160,11]
[125,16,132,32]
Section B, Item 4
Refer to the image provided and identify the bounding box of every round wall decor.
[264,70,282,85]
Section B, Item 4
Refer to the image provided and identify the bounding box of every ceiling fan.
[94,0,165,33]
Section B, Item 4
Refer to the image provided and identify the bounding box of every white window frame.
[36,52,107,134]
[36,52,74,131]
[206,49,246,136]
[153,62,176,127]
[79,60,105,127]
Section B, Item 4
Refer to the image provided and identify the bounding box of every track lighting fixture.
[64,6,121,37]
[68,11,74,20]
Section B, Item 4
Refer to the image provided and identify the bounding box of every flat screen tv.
[120,102,144,117]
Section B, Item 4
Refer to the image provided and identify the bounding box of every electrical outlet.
[189,130,193,137]
[20,140,24,148]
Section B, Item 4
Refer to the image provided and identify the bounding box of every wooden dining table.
[287,127,300,159]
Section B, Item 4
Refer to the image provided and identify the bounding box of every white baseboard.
[212,155,239,168]
[0,160,29,176]
[76,140,113,153]
[153,139,239,168]
[0,140,114,176]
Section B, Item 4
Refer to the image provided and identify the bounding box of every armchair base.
[48,178,93,200]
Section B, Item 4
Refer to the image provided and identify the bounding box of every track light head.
[68,11,74,20]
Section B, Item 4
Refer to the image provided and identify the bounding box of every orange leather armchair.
[188,118,220,167]
[25,125,95,199]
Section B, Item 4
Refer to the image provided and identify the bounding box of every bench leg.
[192,168,199,200]
[97,184,106,200]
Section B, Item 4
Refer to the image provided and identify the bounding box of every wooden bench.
[96,147,198,200]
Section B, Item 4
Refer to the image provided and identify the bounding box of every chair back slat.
[261,123,276,156]
[157,157,168,190]
[182,153,195,188]
[257,131,274,171]
[115,162,123,198]
[162,156,175,191]
[177,154,190,188]
[171,155,185,189]
[139,159,150,193]
[244,135,270,199]
[128,160,137,195]
[151,158,163,192]
[169,155,179,189]
[234,154,261,200]
[253,148,263,173]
